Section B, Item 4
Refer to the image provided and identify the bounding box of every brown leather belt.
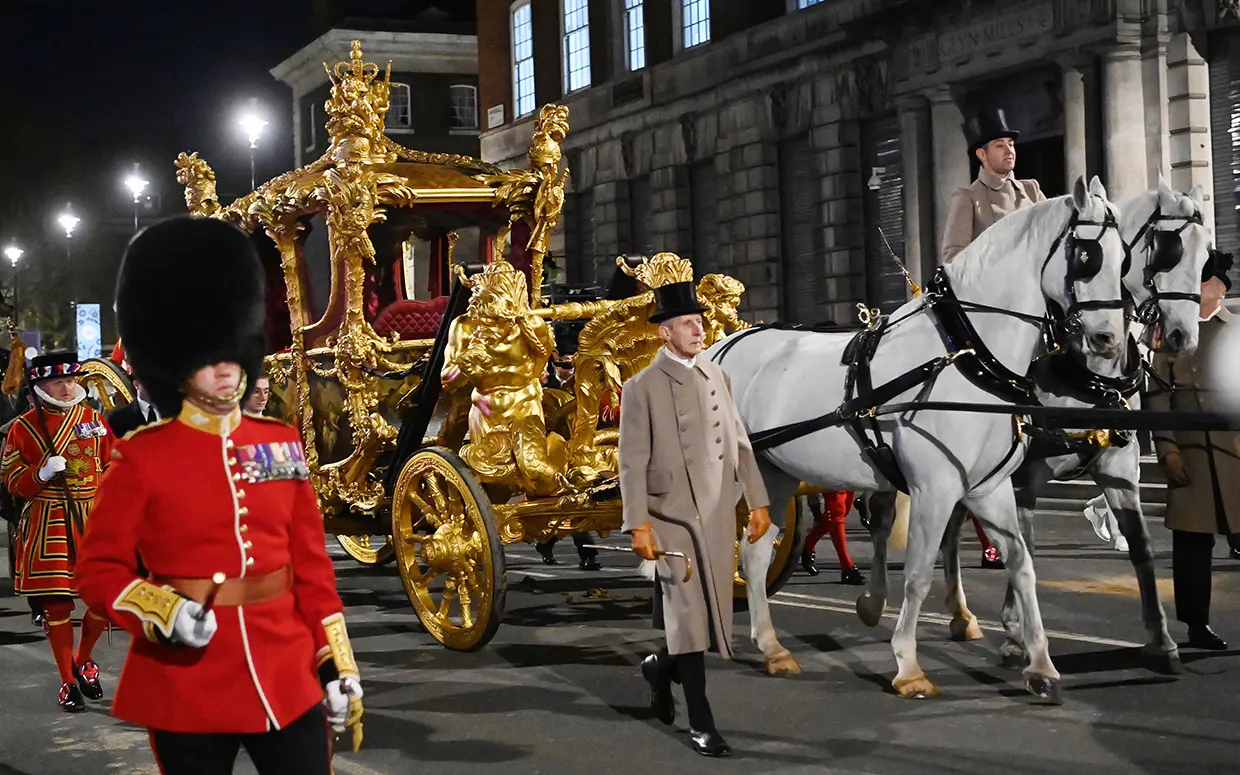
[154,566,292,607]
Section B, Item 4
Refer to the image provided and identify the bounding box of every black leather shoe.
[31,610,45,630]
[74,661,104,700]
[535,543,558,565]
[579,554,601,571]
[840,565,865,586]
[1230,546,1240,561]
[689,728,732,757]
[58,682,85,713]
[641,653,675,725]
[1188,625,1227,650]
[800,551,819,576]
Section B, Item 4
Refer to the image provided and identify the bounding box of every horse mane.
[941,195,1074,289]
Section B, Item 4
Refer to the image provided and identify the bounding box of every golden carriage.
[121,42,807,650]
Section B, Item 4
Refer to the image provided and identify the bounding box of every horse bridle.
[1122,206,1205,324]
[1040,204,1126,338]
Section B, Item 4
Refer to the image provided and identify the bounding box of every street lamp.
[3,245,22,328]
[124,164,149,232]
[58,209,80,348]
[238,101,268,191]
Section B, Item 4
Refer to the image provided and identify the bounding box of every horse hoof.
[999,651,1029,671]
[1147,650,1184,676]
[764,650,802,676]
[949,614,984,642]
[1025,675,1064,705]
[856,593,884,627]
[893,675,940,699]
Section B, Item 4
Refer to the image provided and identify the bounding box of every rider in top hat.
[75,216,363,775]
[941,107,1047,569]
[942,108,1047,263]
[619,273,771,757]
[3,350,114,712]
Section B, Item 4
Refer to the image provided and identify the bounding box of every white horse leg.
[891,487,957,699]
[941,504,984,642]
[964,478,1063,704]
[996,488,1039,669]
[857,490,897,627]
[1094,447,1182,675]
[742,525,802,675]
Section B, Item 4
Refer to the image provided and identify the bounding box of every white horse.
[918,181,1212,675]
[716,176,1128,702]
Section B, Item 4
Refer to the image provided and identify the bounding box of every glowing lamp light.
[57,212,80,238]
[2,246,22,266]
[124,172,149,202]
[239,113,268,148]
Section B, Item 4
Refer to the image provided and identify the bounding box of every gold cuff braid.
[322,612,360,679]
[114,579,185,643]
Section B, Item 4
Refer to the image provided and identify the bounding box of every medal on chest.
[74,420,108,439]
[235,440,310,483]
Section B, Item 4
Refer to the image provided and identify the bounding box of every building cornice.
[271,28,478,100]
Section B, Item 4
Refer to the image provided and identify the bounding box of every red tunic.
[75,405,349,734]
[2,401,111,596]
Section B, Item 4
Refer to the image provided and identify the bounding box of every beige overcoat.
[618,348,770,657]
[1150,307,1240,534]
[941,169,1046,262]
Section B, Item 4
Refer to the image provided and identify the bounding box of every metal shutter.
[628,175,653,256]
[778,136,818,323]
[861,114,908,313]
[1211,31,1240,290]
[689,160,720,277]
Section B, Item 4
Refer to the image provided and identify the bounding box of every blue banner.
[76,303,102,361]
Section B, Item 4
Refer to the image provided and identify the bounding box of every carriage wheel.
[391,446,506,651]
[335,535,396,566]
[77,358,135,412]
[732,496,803,606]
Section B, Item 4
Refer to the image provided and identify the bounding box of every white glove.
[37,456,66,482]
[324,676,364,728]
[170,600,218,648]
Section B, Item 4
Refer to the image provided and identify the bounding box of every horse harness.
[712,204,1127,494]
[1123,206,1205,325]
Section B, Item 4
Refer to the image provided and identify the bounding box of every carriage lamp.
[124,166,149,232]
[3,246,22,267]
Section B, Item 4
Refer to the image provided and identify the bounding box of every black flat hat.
[648,281,708,325]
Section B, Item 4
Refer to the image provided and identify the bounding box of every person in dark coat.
[105,379,162,439]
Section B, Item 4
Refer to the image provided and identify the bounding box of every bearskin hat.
[115,216,267,418]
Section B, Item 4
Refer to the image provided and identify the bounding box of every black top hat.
[28,352,80,384]
[116,216,267,418]
[964,108,1020,154]
[1204,247,1234,291]
[649,281,708,325]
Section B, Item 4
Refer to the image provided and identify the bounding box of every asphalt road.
[2,511,1239,775]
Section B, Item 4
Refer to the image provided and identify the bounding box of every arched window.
[450,84,478,131]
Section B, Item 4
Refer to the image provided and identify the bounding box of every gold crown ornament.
[618,252,694,290]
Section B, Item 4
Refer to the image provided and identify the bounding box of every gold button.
[243,541,253,550]
[232,473,242,482]
[245,557,255,567]
[236,490,246,499]
[238,507,249,516]
[226,440,235,449]
[228,457,238,466]
[239,524,249,533]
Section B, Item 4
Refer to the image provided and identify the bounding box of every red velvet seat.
[372,297,449,340]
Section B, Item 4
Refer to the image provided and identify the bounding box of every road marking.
[333,756,391,775]
[771,590,1144,648]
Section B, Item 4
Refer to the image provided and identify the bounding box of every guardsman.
[618,277,771,757]
[3,351,113,712]
[941,107,1047,568]
[75,217,363,775]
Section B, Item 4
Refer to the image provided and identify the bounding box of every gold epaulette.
[120,417,175,442]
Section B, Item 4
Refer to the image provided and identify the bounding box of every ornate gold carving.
[442,262,568,496]
[174,152,220,217]
[619,251,694,288]
[496,497,621,545]
[697,273,750,346]
[113,579,185,642]
[482,104,571,307]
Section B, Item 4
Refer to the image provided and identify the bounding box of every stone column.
[896,94,934,289]
[926,86,970,260]
[1058,58,1088,188]
[1102,45,1147,202]
[1167,31,1215,235]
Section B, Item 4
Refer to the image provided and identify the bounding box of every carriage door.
[861,114,907,313]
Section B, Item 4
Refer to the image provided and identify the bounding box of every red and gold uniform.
[76,404,354,735]
[3,401,111,596]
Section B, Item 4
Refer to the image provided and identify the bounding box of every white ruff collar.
[34,383,87,410]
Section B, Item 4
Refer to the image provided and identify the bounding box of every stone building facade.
[479,0,1219,324]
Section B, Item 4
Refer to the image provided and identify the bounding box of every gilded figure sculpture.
[174,152,220,217]
[697,273,750,345]
[442,261,569,496]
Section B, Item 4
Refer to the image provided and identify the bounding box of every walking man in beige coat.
[1150,248,1237,651]
[618,278,771,757]
[941,107,1047,569]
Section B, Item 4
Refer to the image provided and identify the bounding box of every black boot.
[840,565,865,586]
[676,652,732,757]
[535,541,558,565]
[578,549,601,571]
[800,551,819,576]
[641,650,675,725]
[1187,624,1227,650]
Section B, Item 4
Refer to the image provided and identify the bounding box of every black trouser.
[657,646,717,732]
[149,706,331,775]
[538,532,597,556]
[1173,530,1216,627]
